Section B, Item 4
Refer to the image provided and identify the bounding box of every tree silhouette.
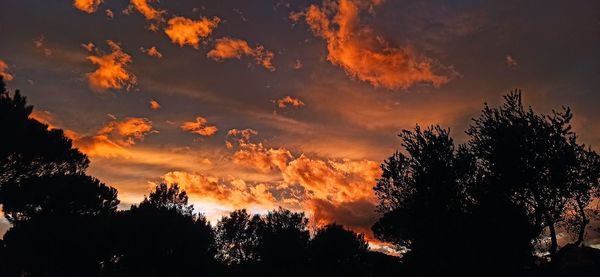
[0,173,118,223]
[134,183,194,216]
[107,183,217,276]
[373,91,600,275]
[256,207,310,276]
[0,79,120,276]
[0,77,88,187]
[372,126,476,275]
[309,223,369,276]
[2,214,115,276]
[2,77,599,276]
[466,91,600,256]
[215,209,262,265]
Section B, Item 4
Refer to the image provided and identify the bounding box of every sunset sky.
[1,0,599,249]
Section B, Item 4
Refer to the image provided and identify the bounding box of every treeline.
[1,76,600,277]
[372,92,600,276]
[0,78,401,276]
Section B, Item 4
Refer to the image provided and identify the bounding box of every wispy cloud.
[85,40,136,91]
[140,46,163,58]
[0,59,13,81]
[295,0,451,90]
[207,37,275,71]
[164,16,220,48]
[277,96,305,108]
[73,0,103,13]
[180,116,219,137]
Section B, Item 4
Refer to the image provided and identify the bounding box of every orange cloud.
[0,59,13,81]
[72,117,155,158]
[29,110,57,129]
[73,0,103,13]
[181,116,219,137]
[282,155,379,203]
[72,134,129,158]
[100,117,154,144]
[226,129,292,172]
[298,0,450,90]
[140,46,163,58]
[85,40,137,91]
[149,99,161,110]
[221,132,382,236]
[130,0,163,21]
[81,42,95,52]
[233,143,292,173]
[226,128,258,148]
[164,16,220,48]
[277,96,305,108]
[207,37,275,71]
[162,172,277,208]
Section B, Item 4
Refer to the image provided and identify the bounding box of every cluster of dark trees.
[373,92,600,276]
[1,75,600,277]
[0,78,401,277]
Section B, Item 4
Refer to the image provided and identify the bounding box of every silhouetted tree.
[215,209,262,265]
[372,126,475,275]
[0,80,121,276]
[135,183,194,216]
[0,173,118,223]
[466,91,600,257]
[2,214,115,276]
[374,91,600,276]
[309,223,369,276]
[0,77,88,187]
[105,183,217,276]
[256,207,310,276]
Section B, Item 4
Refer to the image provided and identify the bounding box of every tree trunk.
[548,223,558,257]
[574,200,589,247]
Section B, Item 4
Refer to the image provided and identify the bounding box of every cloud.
[307,198,378,238]
[81,42,95,52]
[85,40,137,91]
[33,36,52,56]
[149,99,161,110]
[277,96,305,108]
[72,117,155,158]
[282,155,379,203]
[226,128,292,172]
[226,128,258,148]
[130,0,164,21]
[292,59,303,69]
[207,37,275,71]
[505,54,519,69]
[180,116,219,137]
[27,111,171,161]
[105,9,114,19]
[162,171,278,209]
[140,46,163,58]
[0,59,13,81]
[164,16,220,48]
[73,0,103,13]
[296,0,451,90]
[221,132,382,236]
[233,143,293,173]
[29,110,58,129]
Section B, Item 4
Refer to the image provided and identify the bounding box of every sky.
[1,0,599,250]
